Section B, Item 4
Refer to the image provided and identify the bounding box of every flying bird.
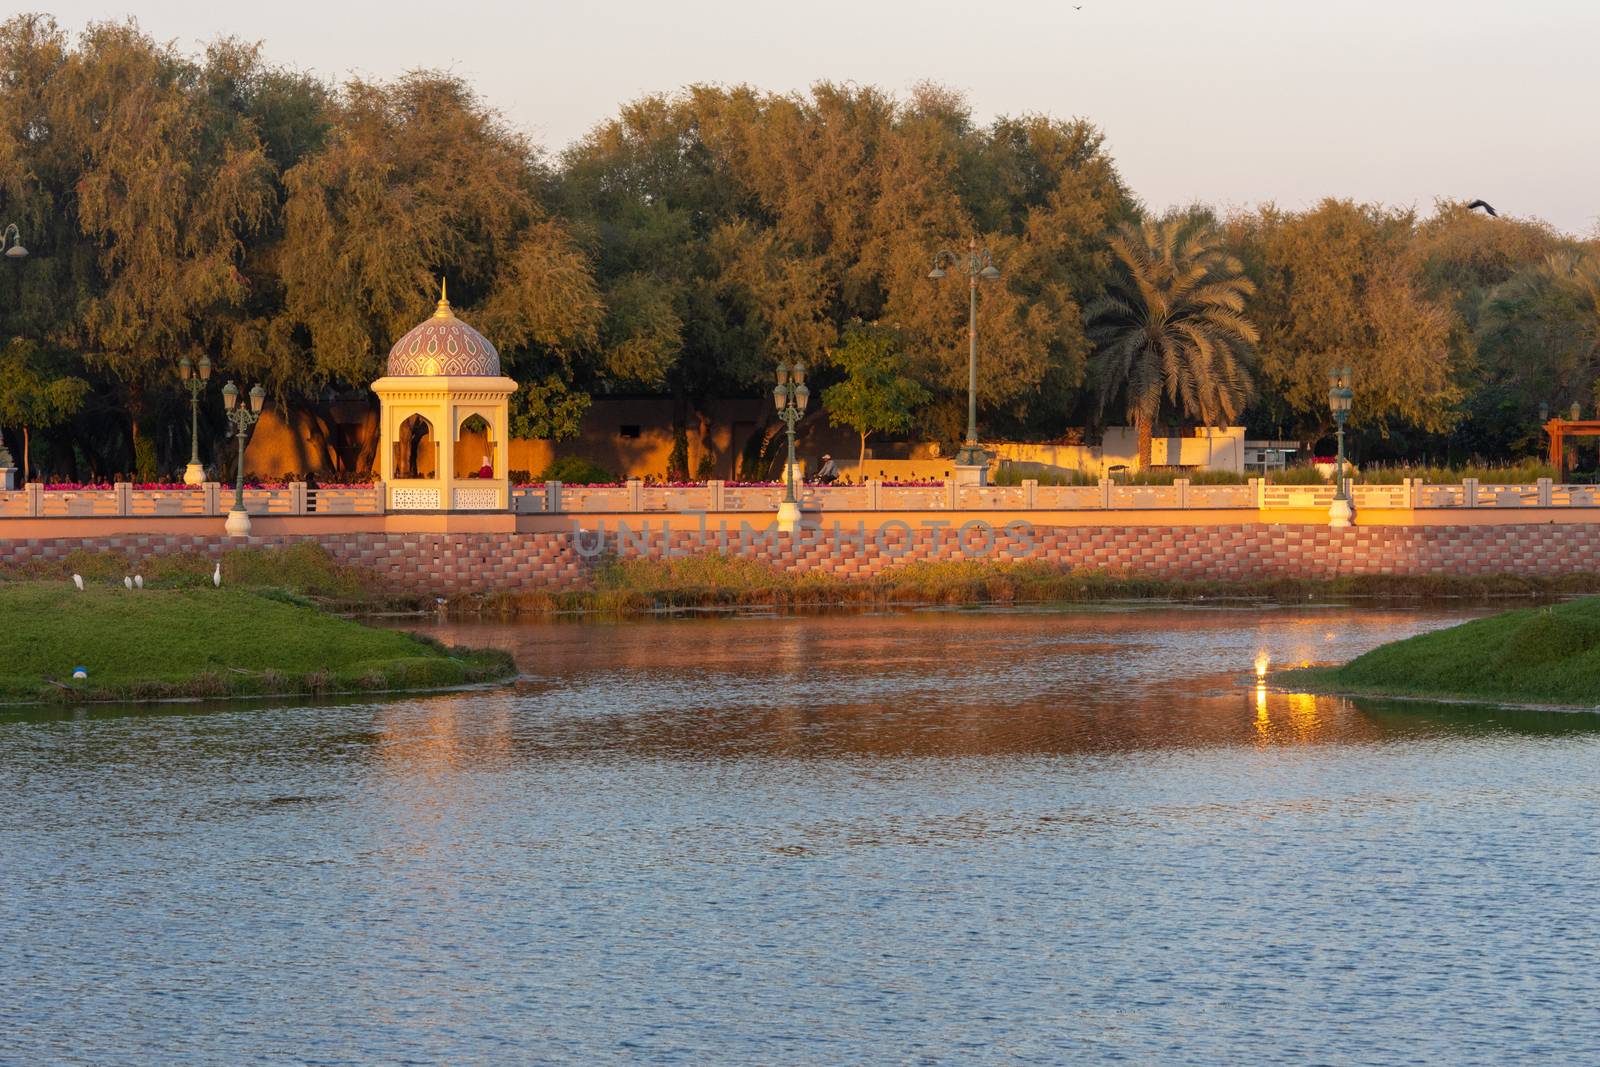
[134,574,143,589]
[72,574,84,591]
[123,576,133,590]
[213,562,222,588]
[1466,199,1498,217]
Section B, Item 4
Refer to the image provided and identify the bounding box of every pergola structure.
[1544,418,1600,472]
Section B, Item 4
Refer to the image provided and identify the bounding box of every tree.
[1086,217,1257,466]
[821,325,930,471]
[1473,251,1600,453]
[1240,200,1460,440]
[278,72,602,419]
[49,21,275,455]
[0,339,89,480]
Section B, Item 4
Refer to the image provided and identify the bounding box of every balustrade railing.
[6,475,1600,522]
[0,482,385,518]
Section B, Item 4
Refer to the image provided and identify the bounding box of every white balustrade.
[722,485,784,511]
[954,485,1027,509]
[1108,484,1182,509]
[1032,484,1104,509]
[1261,484,1335,509]
[1186,483,1253,508]
[878,485,948,510]
[11,476,1600,524]
[307,486,383,514]
[1350,484,1407,510]
[127,489,210,516]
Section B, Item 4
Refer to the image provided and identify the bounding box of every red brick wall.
[3,523,1599,596]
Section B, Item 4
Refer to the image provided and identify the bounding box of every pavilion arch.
[393,413,436,479]
[455,412,499,479]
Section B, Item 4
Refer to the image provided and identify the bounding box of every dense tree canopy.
[2,15,1598,479]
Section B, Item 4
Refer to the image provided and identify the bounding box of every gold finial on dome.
[433,275,452,319]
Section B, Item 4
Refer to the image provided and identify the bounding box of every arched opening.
[455,412,497,479]
[394,414,437,479]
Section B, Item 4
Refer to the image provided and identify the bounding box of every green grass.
[1285,596,1600,707]
[0,542,426,612]
[0,582,515,704]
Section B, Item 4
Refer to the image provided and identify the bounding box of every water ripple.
[3,604,1599,1065]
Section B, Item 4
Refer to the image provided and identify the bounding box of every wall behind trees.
[2,14,1597,482]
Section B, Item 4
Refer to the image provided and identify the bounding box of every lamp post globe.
[930,236,1000,485]
[1327,367,1354,528]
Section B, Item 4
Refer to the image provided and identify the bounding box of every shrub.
[1123,468,1248,485]
[993,465,1096,486]
[1267,466,1327,485]
[537,456,617,485]
[1358,462,1557,485]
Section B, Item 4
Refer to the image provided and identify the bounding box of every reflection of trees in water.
[412,607,1500,759]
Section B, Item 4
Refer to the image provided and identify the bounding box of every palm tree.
[1086,217,1258,467]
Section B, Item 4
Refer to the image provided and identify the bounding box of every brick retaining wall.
[4,522,1600,596]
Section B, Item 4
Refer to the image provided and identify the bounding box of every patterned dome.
[385,281,500,377]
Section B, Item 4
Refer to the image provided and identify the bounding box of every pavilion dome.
[385,281,500,377]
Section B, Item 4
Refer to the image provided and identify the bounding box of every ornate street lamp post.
[1328,367,1354,528]
[773,360,810,534]
[178,355,213,485]
[222,381,266,537]
[930,236,1000,485]
[0,224,25,488]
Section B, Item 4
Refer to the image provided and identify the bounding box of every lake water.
[4,603,1599,1065]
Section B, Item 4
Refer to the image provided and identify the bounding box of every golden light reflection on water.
[1249,686,1345,747]
[377,693,516,773]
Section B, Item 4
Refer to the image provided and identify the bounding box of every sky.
[33,0,1600,235]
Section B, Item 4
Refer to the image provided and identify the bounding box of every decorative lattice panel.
[391,487,441,510]
[452,487,500,511]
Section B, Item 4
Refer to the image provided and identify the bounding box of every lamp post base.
[183,462,206,486]
[776,499,801,535]
[1328,496,1353,529]
[225,507,252,538]
[952,462,988,487]
[952,441,987,467]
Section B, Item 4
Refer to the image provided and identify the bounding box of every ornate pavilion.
[370,282,518,511]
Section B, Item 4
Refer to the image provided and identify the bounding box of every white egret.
[134,575,143,589]
[72,574,84,591]
[213,562,222,588]
[123,576,133,590]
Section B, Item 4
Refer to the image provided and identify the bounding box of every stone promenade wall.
[4,521,1600,596]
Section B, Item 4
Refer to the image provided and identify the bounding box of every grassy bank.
[10,543,1600,622]
[0,582,514,704]
[0,542,424,613]
[1285,597,1600,707]
[447,554,1600,618]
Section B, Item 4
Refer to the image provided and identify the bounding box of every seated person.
[814,454,839,484]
